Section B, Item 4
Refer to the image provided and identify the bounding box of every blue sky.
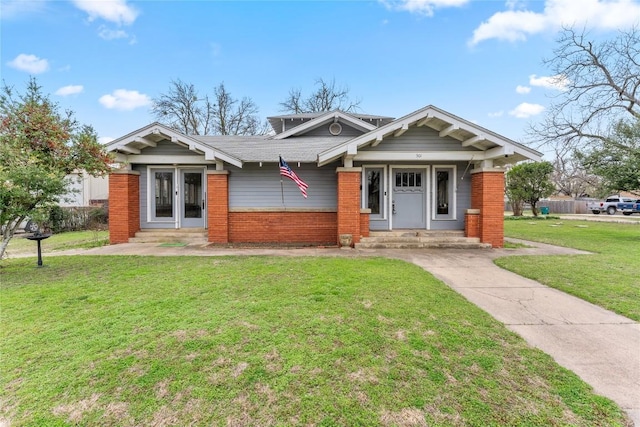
[2,0,640,158]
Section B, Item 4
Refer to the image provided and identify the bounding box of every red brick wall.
[229,211,337,245]
[207,172,229,243]
[360,211,370,238]
[109,171,140,244]
[337,168,362,246]
[471,170,505,248]
[464,210,480,239]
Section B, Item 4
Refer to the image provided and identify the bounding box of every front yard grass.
[1,256,628,426]
[500,220,640,321]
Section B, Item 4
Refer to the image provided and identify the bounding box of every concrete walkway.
[18,240,640,425]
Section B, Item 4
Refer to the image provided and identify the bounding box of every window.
[395,172,422,188]
[433,167,455,220]
[365,168,384,219]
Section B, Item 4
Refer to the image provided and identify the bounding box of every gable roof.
[268,111,393,135]
[269,111,381,140]
[105,122,243,168]
[317,105,542,166]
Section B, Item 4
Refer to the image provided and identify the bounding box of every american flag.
[279,156,308,198]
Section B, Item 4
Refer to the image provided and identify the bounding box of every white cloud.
[72,0,138,25]
[529,74,569,91]
[488,111,504,118]
[509,102,545,118]
[98,26,129,40]
[516,85,531,94]
[99,89,151,111]
[470,0,640,45]
[7,53,49,74]
[379,0,469,16]
[55,85,84,96]
[0,0,48,19]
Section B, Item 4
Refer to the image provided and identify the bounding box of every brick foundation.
[108,170,140,244]
[229,211,337,245]
[471,169,505,248]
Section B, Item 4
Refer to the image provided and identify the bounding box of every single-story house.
[105,105,541,248]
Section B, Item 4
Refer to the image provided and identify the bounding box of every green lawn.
[1,256,627,426]
[4,230,109,257]
[500,219,640,321]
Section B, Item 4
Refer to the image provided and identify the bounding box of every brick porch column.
[207,170,229,244]
[108,170,140,244]
[336,167,362,247]
[470,169,505,248]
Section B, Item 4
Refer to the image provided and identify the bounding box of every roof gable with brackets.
[105,122,243,168]
[317,105,542,167]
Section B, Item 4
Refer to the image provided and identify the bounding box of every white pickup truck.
[587,196,636,215]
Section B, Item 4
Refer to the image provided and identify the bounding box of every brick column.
[108,170,140,244]
[336,167,362,247]
[360,208,371,239]
[470,169,505,248]
[464,209,481,239]
[207,171,229,244]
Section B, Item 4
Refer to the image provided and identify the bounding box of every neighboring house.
[60,172,109,207]
[105,105,541,248]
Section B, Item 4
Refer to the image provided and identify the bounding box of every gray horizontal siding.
[228,163,337,209]
[301,122,364,137]
[141,139,202,157]
[360,126,481,152]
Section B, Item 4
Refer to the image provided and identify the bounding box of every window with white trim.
[433,167,455,220]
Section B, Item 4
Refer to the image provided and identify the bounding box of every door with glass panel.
[180,169,205,228]
[151,169,176,223]
[392,168,426,228]
[365,168,384,221]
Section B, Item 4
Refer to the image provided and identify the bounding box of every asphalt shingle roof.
[195,135,352,163]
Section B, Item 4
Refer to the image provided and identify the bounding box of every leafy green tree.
[505,162,555,217]
[0,78,112,260]
[577,119,640,197]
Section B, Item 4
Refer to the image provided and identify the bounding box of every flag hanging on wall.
[279,156,308,198]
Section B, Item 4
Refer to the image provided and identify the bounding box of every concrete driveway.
[24,240,640,425]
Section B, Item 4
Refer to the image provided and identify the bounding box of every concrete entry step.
[357,230,491,249]
[129,228,208,244]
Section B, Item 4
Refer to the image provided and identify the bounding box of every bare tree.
[279,78,361,113]
[530,26,640,152]
[211,83,266,135]
[151,79,212,135]
[151,80,265,135]
[551,146,600,198]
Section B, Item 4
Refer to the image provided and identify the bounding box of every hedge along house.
[106,105,541,248]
